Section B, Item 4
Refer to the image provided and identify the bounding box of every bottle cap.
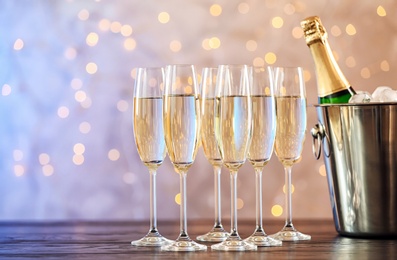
[301,16,327,45]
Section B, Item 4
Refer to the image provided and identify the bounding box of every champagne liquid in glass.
[163,94,200,173]
[133,97,166,171]
[248,95,276,167]
[274,96,307,167]
[201,98,222,166]
[217,95,252,171]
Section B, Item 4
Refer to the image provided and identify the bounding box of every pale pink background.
[1,0,395,222]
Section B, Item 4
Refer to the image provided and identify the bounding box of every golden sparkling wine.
[274,96,306,167]
[216,95,252,171]
[248,95,276,168]
[201,98,222,167]
[301,16,356,104]
[133,97,166,171]
[163,94,201,173]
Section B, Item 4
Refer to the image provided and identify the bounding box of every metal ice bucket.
[312,103,397,237]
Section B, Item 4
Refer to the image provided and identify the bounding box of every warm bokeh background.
[1,0,396,222]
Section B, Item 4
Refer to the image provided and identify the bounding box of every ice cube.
[349,91,372,103]
[371,86,394,102]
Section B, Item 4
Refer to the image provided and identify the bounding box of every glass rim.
[135,66,164,70]
[165,64,195,68]
[217,64,250,68]
[273,66,304,70]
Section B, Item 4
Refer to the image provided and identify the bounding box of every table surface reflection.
[0,219,396,259]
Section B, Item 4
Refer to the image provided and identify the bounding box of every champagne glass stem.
[230,170,239,238]
[284,166,294,229]
[149,169,158,233]
[131,168,172,246]
[243,167,281,247]
[255,168,264,231]
[214,165,222,228]
[162,169,207,250]
[196,164,228,242]
[178,171,189,240]
[212,169,257,251]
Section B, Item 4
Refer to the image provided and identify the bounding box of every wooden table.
[0,219,396,259]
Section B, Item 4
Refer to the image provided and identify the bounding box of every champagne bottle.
[301,16,356,104]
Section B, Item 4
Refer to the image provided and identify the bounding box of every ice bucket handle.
[311,123,330,159]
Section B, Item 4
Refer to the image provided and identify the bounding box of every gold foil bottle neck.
[300,15,352,100]
[301,16,327,45]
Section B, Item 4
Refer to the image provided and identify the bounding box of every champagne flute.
[211,64,257,251]
[243,67,282,247]
[270,67,311,241]
[161,64,207,251]
[132,67,173,246]
[197,67,229,242]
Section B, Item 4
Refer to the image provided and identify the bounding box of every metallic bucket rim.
[312,102,397,108]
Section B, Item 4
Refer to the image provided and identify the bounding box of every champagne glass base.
[270,228,311,241]
[161,240,207,251]
[197,227,229,242]
[244,231,282,247]
[131,232,173,247]
[211,239,257,251]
